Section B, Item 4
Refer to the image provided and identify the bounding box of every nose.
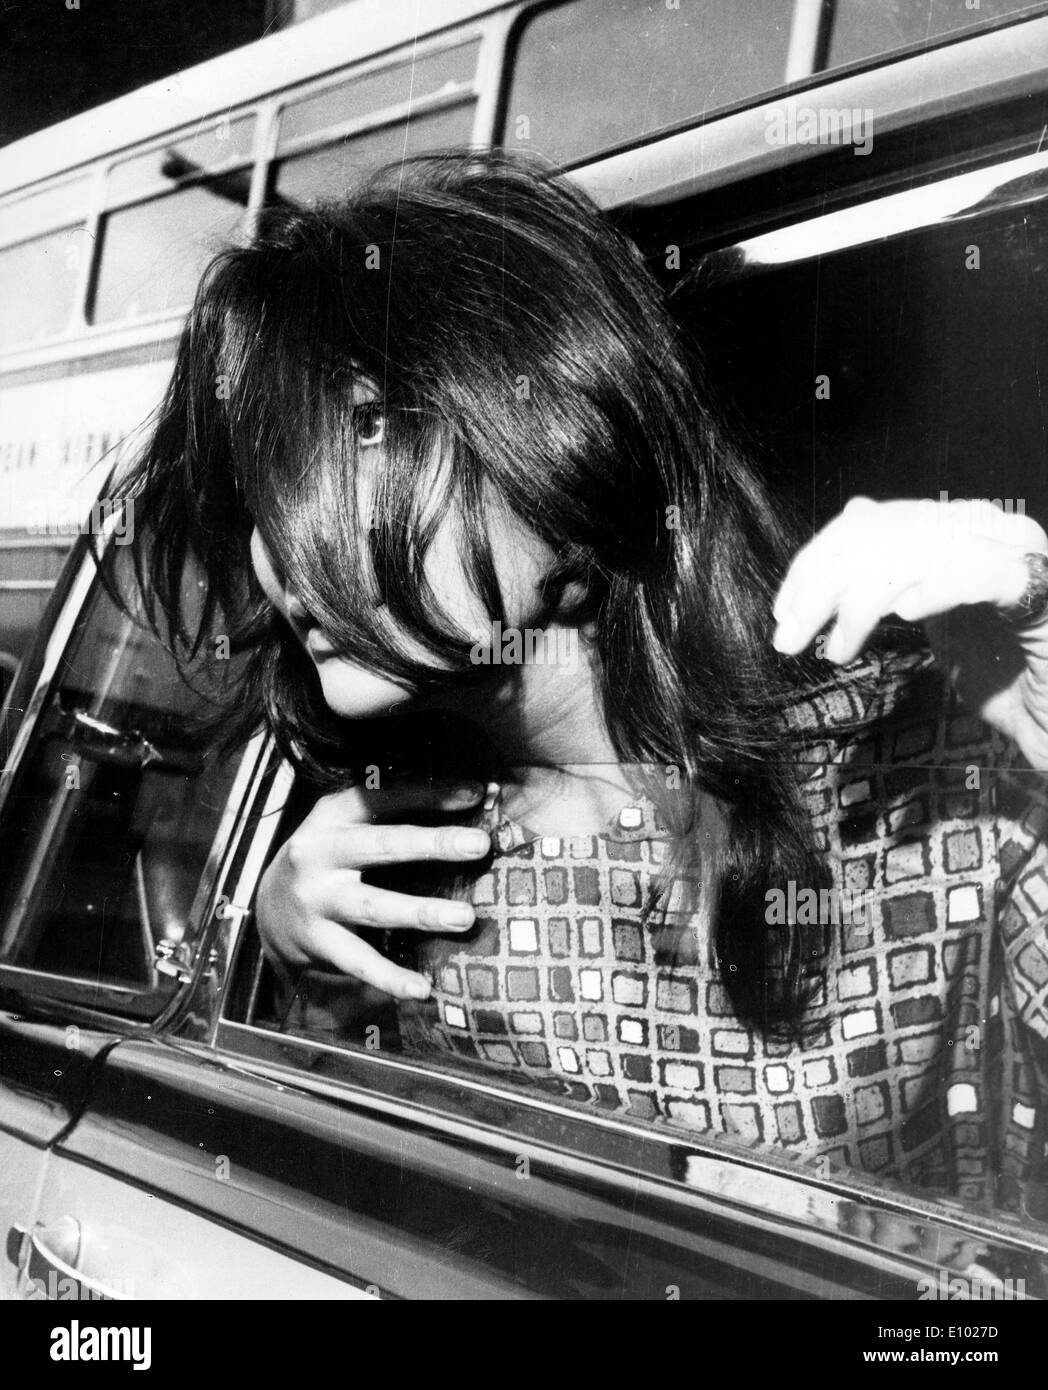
[249,527,316,631]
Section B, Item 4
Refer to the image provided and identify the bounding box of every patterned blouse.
[400,645,1048,1220]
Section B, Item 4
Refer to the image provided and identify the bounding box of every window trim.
[203,1016,1048,1295]
[675,141,1048,286]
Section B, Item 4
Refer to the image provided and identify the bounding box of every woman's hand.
[772,496,1048,768]
[255,779,490,1000]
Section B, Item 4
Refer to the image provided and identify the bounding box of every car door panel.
[45,1033,948,1300]
[0,1009,118,1300]
[23,1159,370,1301]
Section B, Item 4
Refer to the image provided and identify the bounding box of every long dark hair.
[113,150,835,1034]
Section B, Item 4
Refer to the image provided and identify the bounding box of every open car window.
[0,534,253,1019]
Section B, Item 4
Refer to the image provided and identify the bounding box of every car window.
[105,115,257,206]
[0,536,250,1017]
[660,151,1048,531]
[270,40,479,206]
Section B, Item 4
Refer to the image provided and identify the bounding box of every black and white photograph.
[1,0,1048,1341]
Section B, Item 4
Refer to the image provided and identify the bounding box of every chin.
[313,658,419,719]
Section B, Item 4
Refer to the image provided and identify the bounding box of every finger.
[312,874,478,933]
[313,822,489,870]
[773,503,875,653]
[307,920,434,1000]
[824,584,908,664]
[774,499,934,656]
[894,542,1031,619]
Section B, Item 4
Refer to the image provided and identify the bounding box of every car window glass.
[0,540,248,1015]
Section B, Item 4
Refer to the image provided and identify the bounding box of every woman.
[120,151,1048,1216]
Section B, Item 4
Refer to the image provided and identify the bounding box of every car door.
[0,527,366,1299]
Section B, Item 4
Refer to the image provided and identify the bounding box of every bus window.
[503,0,792,168]
[826,0,1040,68]
[0,176,91,251]
[278,41,479,149]
[90,181,247,325]
[0,227,85,351]
[0,176,90,352]
[274,104,476,204]
[106,115,257,206]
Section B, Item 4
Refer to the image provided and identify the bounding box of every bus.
[0,0,1041,678]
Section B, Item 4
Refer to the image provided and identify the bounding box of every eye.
[352,402,385,447]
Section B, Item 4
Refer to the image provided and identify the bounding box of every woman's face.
[248,480,560,721]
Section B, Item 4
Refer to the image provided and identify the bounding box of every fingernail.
[450,783,484,804]
[454,828,489,854]
[406,977,431,999]
[439,903,473,929]
[772,614,803,653]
